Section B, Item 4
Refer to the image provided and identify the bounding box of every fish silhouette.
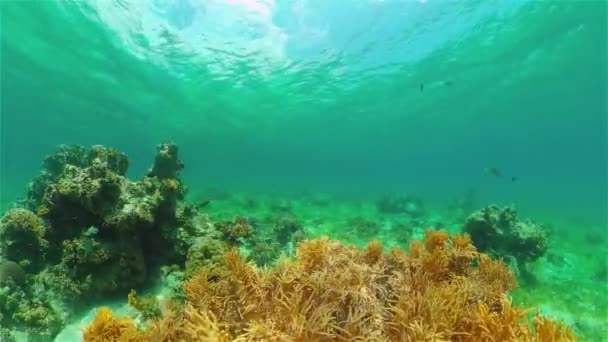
[484,167,502,178]
[485,167,518,182]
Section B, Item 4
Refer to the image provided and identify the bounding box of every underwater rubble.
[0,143,580,341]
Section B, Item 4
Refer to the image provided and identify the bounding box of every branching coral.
[83,231,575,341]
[82,307,141,342]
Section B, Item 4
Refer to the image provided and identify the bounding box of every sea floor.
[2,190,607,341]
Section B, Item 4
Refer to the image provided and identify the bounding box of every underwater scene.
[0,0,606,341]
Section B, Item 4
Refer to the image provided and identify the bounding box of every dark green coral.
[464,205,548,265]
[0,209,49,272]
[0,142,193,340]
[0,260,27,286]
[0,282,63,341]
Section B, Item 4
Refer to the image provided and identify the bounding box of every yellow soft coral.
[83,231,576,341]
[82,307,142,342]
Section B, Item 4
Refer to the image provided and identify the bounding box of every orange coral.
[83,231,576,341]
[82,307,142,342]
[363,240,384,264]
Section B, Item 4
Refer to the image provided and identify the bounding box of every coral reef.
[83,231,575,341]
[0,142,205,340]
[128,290,162,321]
[272,214,304,246]
[21,142,187,300]
[181,214,255,277]
[185,234,230,277]
[0,143,582,341]
[0,279,64,341]
[240,214,306,267]
[0,208,49,272]
[464,205,548,267]
[215,216,255,245]
[247,236,282,266]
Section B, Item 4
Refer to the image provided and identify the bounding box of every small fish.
[485,167,518,181]
[195,200,210,209]
[420,83,424,92]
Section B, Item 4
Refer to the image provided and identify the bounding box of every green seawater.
[0,0,606,341]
